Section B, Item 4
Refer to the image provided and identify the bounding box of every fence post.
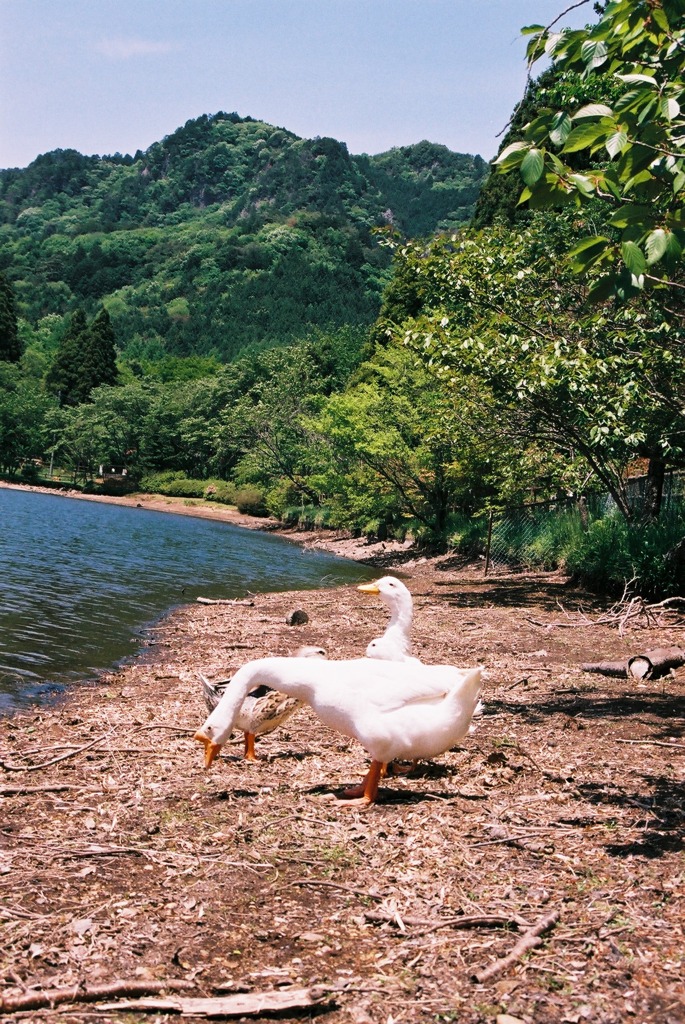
[484,510,494,576]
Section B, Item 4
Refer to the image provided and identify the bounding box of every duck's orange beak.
[194,730,222,768]
[357,582,380,594]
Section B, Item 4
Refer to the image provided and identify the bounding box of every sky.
[0,0,595,170]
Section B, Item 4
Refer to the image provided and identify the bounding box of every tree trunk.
[643,454,666,520]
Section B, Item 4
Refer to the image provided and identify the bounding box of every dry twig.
[364,909,530,938]
[0,734,107,772]
[471,909,561,984]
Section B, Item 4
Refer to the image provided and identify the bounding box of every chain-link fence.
[483,472,685,575]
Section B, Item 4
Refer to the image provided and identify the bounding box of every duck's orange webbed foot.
[337,761,384,806]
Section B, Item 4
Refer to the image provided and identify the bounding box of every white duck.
[358,576,414,658]
[360,577,484,775]
[195,655,482,805]
[199,645,326,760]
[365,636,421,664]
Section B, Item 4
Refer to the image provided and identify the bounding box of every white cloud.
[96,37,178,60]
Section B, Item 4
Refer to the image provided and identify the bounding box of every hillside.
[0,112,487,362]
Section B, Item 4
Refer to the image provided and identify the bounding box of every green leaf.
[621,240,647,275]
[581,39,608,69]
[651,6,670,33]
[617,144,656,180]
[544,32,565,56]
[605,131,629,159]
[520,23,545,35]
[645,229,670,264]
[615,73,657,86]
[573,103,614,119]
[587,274,619,303]
[562,122,611,153]
[520,149,545,186]
[567,173,596,196]
[667,208,685,226]
[568,234,610,257]
[569,235,610,272]
[494,141,528,168]
[615,89,656,117]
[549,112,573,147]
[526,111,557,143]
[526,176,576,209]
[660,96,681,121]
[608,204,655,229]
[664,231,683,261]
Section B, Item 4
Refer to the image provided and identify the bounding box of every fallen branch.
[528,588,685,634]
[0,734,107,772]
[0,978,195,1013]
[96,986,330,1017]
[54,844,148,860]
[196,597,255,606]
[289,878,383,901]
[364,909,530,938]
[471,909,560,984]
[616,738,685,750]
[0,784,80,796]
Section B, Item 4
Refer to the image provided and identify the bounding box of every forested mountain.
[0,112,486,363]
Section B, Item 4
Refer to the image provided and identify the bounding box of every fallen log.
[627,647,685,680]
[581,647,685,681]
[196,597,254,606]
[96,986,330,1018]
[580,660,628,678]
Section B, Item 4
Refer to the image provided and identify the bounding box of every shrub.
[95,477,137,496]
[234,486,268,516]
[19,462,40,482]
[265,480,302,519]
[566,510,685,598]
[204,481,237,505]
[447,513,487,556]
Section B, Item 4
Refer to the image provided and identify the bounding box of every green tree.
[82,307,119,395]
[0,363,56,473]
[310,344,495,542]
[0,272,21,362]
[46,308,118,405]
[46,309,89,405]
[390,222,685,519]
[216,345,330,503]
[496,0,685,297]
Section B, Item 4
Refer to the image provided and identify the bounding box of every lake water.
[0,487,375,712]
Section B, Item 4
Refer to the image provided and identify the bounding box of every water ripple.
[0,488,373,712]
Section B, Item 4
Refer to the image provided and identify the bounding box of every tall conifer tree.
[83,308,118,393]
[47,309,89,405]
[47,308,118,405]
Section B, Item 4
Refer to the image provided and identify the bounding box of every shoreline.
[0,478,421,566]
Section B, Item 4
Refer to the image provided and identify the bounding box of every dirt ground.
[1,510,684,1024]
